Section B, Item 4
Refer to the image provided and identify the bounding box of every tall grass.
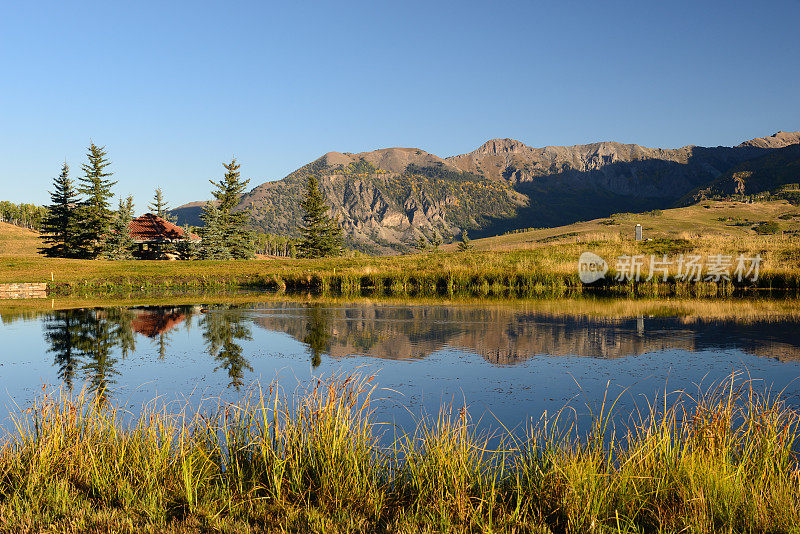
[1,373,799,532]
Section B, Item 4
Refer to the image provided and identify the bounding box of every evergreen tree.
[298,175,343,258]
[208,157,254,259]
[198,203,231,259]
[414,235,429,253]
[431,233,442,252]
[76,143,117,258]
[458,229,473,251]
[40,161,81,257]
[175,225,200,260]
[148,187,174,220]
[102,196,136,260]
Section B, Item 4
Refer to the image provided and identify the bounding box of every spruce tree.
[458,229,473,251]
[148,187,173,220]
[198,203,232,260]
[40,161,81,257]
[175,225,199,260]
[76,143,117,258]
[298,175,343,258]
[102,196,136,260]
[208,157,254,259]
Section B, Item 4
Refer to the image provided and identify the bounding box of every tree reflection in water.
[73,309,122,403]
[41,306,199,399]
[43,309,83,391]
[303,305,333,368]
[200,307,254,389]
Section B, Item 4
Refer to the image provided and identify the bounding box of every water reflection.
[200,307,253,389]
[11,300,800,405]
[304,305,333,368]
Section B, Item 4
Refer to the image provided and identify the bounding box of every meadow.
[1,198,799,298]
[1,372,798,533]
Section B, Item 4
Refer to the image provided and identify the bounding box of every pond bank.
[1,372,797,533]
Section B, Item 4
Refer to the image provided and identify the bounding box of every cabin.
[127,213,200,259]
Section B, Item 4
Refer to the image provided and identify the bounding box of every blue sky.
[1,0,798,209]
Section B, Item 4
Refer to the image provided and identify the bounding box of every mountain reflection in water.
[2,301,799,412]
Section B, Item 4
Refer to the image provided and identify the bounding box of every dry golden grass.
[1,372,799,532]
[1,202,798,297]
[0,221,41,257]
[460,199,800,252]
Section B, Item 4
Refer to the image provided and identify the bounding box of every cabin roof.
[127,213,200,243]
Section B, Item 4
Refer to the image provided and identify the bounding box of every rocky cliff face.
[446,134,800,197]
[234,149,523,253]
[172,131,800,252]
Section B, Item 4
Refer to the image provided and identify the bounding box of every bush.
[753,221,780,235]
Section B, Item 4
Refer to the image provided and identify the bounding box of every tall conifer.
[206,157,254,259]
[298,175,343,258]
[149,187,174,220]
[102,196,136,260]
[76,143,117,258]
[40,161,80,257]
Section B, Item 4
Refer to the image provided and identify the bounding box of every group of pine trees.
[40,143,131,259]
[35,143,486,261]
[39,144,261,260]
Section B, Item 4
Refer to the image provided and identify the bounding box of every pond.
[2,298,800,438]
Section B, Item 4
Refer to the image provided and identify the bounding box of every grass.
[0,222,40,257]
[3,294,800,330]
[467,199,800,251]
[1,372,799,533]
[2,201,800,298]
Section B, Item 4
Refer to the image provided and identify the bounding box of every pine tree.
[298,175,343,258]
[102,196,136,260]
[431,233,442,252]
[40,161,81,257]
[208,157,254,259]
[148,187,174,220]
[414,235,429,253]
[458,229,473,251]
[76,143,117,258]
[198,203,232,260]
[175,225,199,260]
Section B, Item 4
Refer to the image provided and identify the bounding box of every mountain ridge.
[171,131,800,253]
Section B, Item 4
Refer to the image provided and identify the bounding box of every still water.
[2,299,800,436]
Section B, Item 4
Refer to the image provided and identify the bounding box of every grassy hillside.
[0,221,41,257]
[459,199,800,251]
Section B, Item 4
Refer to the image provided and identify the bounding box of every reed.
[1,372,798,532]
[3,232,800,299]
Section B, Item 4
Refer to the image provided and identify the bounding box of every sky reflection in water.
[2,301,800,437]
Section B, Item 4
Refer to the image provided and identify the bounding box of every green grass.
[1,372,799,532]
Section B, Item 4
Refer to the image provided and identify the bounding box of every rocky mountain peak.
[737,131,800,149]
[473,138,530,155]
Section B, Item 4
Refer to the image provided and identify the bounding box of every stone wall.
[0,283,48,299]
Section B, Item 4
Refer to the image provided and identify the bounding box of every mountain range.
[171,131,800,253]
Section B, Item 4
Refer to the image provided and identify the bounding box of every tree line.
[0,202,47,231]
[35,142,347,260]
